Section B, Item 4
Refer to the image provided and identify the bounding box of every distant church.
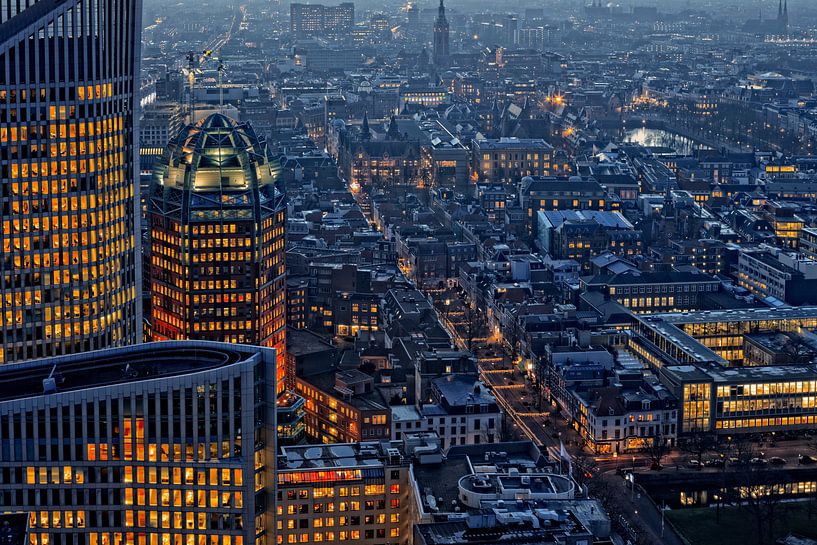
[433,0,450,68]
[743,0,788,35]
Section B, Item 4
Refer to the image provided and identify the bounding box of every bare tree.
[737,463,787,545]
[679,432,717,466]
[646,431,668,470]
[461,302,485,353]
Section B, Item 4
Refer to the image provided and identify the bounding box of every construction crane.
[181,49,222,123]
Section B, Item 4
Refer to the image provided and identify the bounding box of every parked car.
[799,454,817,465]
[728,457,747,467]
[687,460,702,469]
[769,457,787,466]
[704,458,725,468]
[750,457,768,466]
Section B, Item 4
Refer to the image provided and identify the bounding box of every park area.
[666,502,817,545]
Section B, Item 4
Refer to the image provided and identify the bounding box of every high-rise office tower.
[0,341,278,545]
[148,113,287,392]
[148,113,302,444]
[0,0,142,363]
[432,0,450,67]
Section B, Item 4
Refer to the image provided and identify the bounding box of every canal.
[624,127,711,156]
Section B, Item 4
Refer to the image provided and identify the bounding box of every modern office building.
[0,341,278,545]
[0,0,142,363]
[737,249,817,305]
[627,308,817,436]
[660,363,817,435]
[148,113,286,392]
[290,2,354,38]
[634,307,817,366]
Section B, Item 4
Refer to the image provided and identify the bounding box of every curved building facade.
[149,114,287,395]
[0,341,278,545]
[0,0,142,363]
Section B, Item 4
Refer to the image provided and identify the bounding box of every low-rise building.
[582,270,720,313]
[472,138,553,183]
[392,376,503,450]
[295,370,391,443]
[572,382,678,454]
[737,249,817,305]
[659,364,817,435]
[277,441,418,545]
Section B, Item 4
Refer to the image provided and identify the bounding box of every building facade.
[473,138,553,184]
[0,341,277,545]
[290,2,354,38]
[0,0,142,363]
[148,114,286,394]
[295,371,391,444]
[276,442,416,545]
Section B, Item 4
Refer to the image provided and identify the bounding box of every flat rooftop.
[638,316,727,364]
[279,441,398,470]
[0,342,253,402]
[477,137,553,150]
[664,363,817,384]
[652,306,817,325]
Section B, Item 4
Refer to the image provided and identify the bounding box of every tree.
[646,431,668,470]
[737,463,787,545]
[462,303,483,353]
[679,432,717,466]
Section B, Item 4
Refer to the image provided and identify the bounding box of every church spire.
[387,115,400,140]
[432,0,450,67]
[361,111,371,140]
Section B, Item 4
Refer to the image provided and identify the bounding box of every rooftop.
[0,342,257,403]
[653,306,817,325]
[663,363,817,384]
[476,137,553,151]
[539,210,633,230]
[279,441,401,471]
[637,316,727,364]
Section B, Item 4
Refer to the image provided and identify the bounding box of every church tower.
[433,0,450,67]
[777,0,789,34]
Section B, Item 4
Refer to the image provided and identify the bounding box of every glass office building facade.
[0,341,278,545]
[0,0,142,363]
[148,114,286,395]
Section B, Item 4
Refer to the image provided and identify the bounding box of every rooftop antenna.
[217,56,226,114]
[185,51,196,124]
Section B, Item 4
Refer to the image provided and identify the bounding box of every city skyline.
[4,1,817,545]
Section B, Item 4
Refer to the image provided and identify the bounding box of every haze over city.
[2,1,817,545]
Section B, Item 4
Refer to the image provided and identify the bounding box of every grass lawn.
[666,503,817,545]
